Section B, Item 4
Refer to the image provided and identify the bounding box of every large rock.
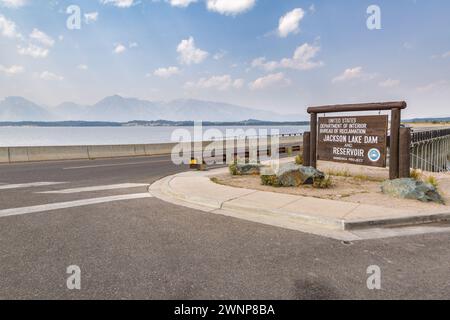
[230,163,262,176]
[276,163,303,187]
[260,163,325,187]
[381,178,444,204]
[298,166,326,185]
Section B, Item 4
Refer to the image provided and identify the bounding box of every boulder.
[381,178,444,204]
[230,163,262,176]
[276,163,304,187]
[260,163,325,187]
[298,166,326,185]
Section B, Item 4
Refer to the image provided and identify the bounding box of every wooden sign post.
[306,101,408,180]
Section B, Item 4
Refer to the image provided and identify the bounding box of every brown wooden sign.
[317,115,388,167]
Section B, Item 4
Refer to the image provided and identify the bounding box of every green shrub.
[425,176,438,188]
[229,162,238,176]
[261,175,280,187]
[313,175,333,189]
[287,147,293,156]
[295,154,303,165]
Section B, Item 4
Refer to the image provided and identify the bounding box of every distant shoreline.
[0,118,448,127]
[0,120,310,127]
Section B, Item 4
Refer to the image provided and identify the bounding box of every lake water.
[0,126,308,147]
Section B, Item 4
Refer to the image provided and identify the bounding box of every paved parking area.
[0,156,449,299]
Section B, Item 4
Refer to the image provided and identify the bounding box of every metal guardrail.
[411,128,450,143]
[206,133,303,143]
[410,128,450,172]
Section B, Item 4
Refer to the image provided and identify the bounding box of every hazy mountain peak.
[0,95,303,122]
[3,96,36,105]
[96,94,127,104]
[0,96,53,121]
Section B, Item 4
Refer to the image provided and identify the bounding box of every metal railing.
[410,128,450,172]
[206,132,303,142]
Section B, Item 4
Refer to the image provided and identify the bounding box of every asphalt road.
[0,155,449,299]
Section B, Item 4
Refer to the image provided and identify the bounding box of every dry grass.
[410,169,439,187]
[326,168,351,177]
[326,169,383,182]
[210,177,220,184]
[410,169,422,180]
[352,174,385,182]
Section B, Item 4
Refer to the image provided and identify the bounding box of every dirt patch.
[212,171,450,213]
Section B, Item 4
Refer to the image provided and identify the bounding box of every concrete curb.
[148,168,450,240]
[344,212,450,230]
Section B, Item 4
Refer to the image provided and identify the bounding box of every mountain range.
[0,96,301,122]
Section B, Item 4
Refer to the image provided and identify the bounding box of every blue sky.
[0,0,449,118]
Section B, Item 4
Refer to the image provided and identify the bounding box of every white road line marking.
[0,182,67,190]
[0,193,153,218]
[63,159,171,170]
[38,183,149,194]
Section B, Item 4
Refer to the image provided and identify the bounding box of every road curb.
[148,169,450,240]
[344,212,450,230]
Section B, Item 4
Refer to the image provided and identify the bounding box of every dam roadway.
[0,155,449,299]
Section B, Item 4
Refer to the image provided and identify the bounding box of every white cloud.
[403,42,413,50]
[0,64,24,76]
[441,51,450,59]
[379,79,400,88]
[431,50,450,60]
[185,75,244,91]
[213,50,227,60]
[251,57,277,71]
[129,42,138,48]
[0,14,21,38]
[17,44,49,58]
[177,37,208,65]
[153,66,180,78]
[100,0,135,8]
[417,80,448,93]
[232,78,244,89]
[249,72,290,90]
[29,28,54,47]
[114,43,127,54]
[280,44,323,70]
[332,66,376,83]
[206,0,256,16]
[77,64,88,70]
[168,0,197,7]
[0,0,26,8]
[252,43,323,71]
[39,71,64,81]
[278,8,305,38]
[309,4,315,13]
[84,12,99,24]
